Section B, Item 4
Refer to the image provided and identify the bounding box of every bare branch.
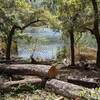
[14,19,46,31]
[84,27,94,35]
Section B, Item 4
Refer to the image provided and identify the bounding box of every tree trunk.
[69,29,75,65]
[6,25,16,61]
[96,42,100,68]
[95,34,100,68]
[0,64,58,78]
[45,79,95,99]
[91,0,100,68]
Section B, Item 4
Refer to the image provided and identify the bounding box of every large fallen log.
[45,79,96,99]
[0,64,58,78]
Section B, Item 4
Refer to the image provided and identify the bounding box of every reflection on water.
[18,27,63,60]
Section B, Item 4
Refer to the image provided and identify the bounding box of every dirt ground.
[56,63,100,84]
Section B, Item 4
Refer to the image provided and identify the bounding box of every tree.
[0,0,35,60]
[57,0,83,65]
[80,0,100,68]
[6,20,41,60]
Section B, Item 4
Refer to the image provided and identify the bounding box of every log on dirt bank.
[0,64,58,78]
[45,79,95,99]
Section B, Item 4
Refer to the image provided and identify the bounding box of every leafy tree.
[0,0,35,60]
[57,0,84,65]
[54,0,100,67]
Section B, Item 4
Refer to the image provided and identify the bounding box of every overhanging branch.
[84,27,94,35]
[14,19,46,31]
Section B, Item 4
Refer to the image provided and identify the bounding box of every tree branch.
[14,19,45,31]
[84,27,94,35]
[22,19,41,30]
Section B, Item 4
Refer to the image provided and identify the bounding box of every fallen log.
[0,64,58,78]
[45,79,95,99]
[0,78,47,93]
[67,78,99,88]
[1,78,43,89]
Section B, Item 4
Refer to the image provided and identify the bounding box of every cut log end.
[48,66,58,78]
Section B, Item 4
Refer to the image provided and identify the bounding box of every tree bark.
[0,64,58,78]
[69,29,75,65]
[91,0,100,68]
[6,25,16,60]
[45,79,96,99]
[95,35,100,68]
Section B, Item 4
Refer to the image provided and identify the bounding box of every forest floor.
[0,62,100,100]
[57,64,100,82]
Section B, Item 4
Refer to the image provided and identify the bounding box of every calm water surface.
[18,27,63,60]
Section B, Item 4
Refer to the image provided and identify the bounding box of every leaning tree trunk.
[95,34,100,68]
[91,0,100,68]
[6,25,16,61]
[96,41,100,68]
[69,29,75,66]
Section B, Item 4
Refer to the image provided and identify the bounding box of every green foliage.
[80,88,100,100]
[0,0,33,39]
[0,0,59,38]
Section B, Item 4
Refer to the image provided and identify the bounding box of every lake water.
[18,27,63,60]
